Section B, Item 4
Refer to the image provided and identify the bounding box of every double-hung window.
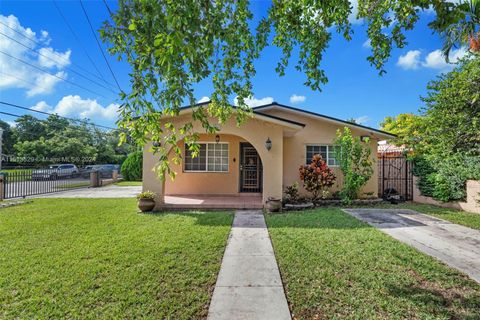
[184,143,229,172]
[306,145,339,166]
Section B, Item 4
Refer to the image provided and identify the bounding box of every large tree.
[0,120,14,156]
[101,0,480,178]
[380,113,425,149]
[382,56,480,201]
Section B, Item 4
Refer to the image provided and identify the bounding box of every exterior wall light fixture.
[265,137,272,151]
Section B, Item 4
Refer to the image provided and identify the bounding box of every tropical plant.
[136,191,156,200]
[430,0,480,59]
[121,151,143,181]
[334,127,374,204]
[284,182,300,204]
[299,155,336,201]
[100,0,477,178]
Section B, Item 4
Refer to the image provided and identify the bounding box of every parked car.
[93,164,119,178]
[79,164,121,179]
[80,165,96,179]
[32,164,79,180]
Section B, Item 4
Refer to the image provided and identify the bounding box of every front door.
[239,143,263,192]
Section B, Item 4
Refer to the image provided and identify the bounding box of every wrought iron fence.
[378,152,413,201]
[1,168,91,199]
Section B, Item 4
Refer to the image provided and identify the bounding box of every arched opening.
[239,142,263,193]
[164,133,264,196]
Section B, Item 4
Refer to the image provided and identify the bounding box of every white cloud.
[234,96,274,108]
[397,47,468,71]
[397,50,422,70]
[354,116,370,125]
[31,95,119,121]
[26,71,65,97]
[38,47,71,69]
[289,94,306,104]
[197,96,210,103]
[0,14,71,96]
[422,47,467,70]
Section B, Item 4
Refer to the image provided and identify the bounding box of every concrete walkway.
[30,185,141,198]
[344,208,480,283]
[208,210,291,320]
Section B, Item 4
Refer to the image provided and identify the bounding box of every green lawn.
[114,180,142,186]
[374,203,480,230]
[266,209,480,319]
[0,199,233,319]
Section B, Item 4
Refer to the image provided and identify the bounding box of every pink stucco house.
[142,101,395,209]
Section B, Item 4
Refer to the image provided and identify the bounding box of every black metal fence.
[1,168,91,199]
[378,152,413,201]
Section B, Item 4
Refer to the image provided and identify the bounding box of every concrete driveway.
[343,208,480,283]
[30,185,141,198]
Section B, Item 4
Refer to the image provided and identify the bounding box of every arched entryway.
[142,114,285,209]
[239,142,263,193]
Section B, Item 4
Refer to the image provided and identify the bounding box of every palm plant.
[430,0,480,60]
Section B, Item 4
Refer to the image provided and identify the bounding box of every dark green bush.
[413,155,480,202]
[121,151,142,181]
[412,156,435,197]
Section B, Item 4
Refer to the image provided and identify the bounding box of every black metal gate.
[378,152,413,201]
[239,143,263,193]
[1,169,91,199]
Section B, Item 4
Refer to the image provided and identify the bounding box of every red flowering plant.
[299,154,336,201]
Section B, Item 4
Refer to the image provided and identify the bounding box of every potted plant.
[137,191,156,212]
[266,197,282,212]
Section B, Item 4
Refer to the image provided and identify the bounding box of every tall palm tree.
[430,0,480,60]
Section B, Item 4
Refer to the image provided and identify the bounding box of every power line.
[0,50,108,98]
[102,0,114,16]
[0,111,23,118]
[0,71,59,94]
[0,31,119,96]
[0,101,118,131]
[79,0,123,93]
[52,0,118,90]
[0,111,119,143]
[0,20,117,89]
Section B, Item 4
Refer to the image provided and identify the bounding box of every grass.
[371,202,480,230]
[266,208,480,319]
[114,180,142,186]
[57,182,91,189]
[0,199,233,319]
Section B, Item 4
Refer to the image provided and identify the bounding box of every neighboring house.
[143,101,395,208]
[377,140,408,157]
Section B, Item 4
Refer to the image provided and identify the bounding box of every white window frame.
[184,142,229,173]
[305,144,339,167]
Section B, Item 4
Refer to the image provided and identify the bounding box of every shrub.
[284,182,300,204]
[137,191,156,200]
[414,155,480,202]
[121,151,143,181]
[299,154,336,201]
[334,127,374,204]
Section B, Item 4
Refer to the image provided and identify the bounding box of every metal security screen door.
[239,143,263,192]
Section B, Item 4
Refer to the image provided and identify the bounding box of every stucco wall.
[143,108,384,206]
[164,134,247,195]
[258,108,380,197]
[142,113,285,205]
[413,176,480,214]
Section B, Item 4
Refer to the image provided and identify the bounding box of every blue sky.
[0,1,466,129]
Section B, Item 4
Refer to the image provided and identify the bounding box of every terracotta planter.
[138,198,155,212]
[266,197,282,212]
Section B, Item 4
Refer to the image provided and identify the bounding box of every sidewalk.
[208,210,291,320]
